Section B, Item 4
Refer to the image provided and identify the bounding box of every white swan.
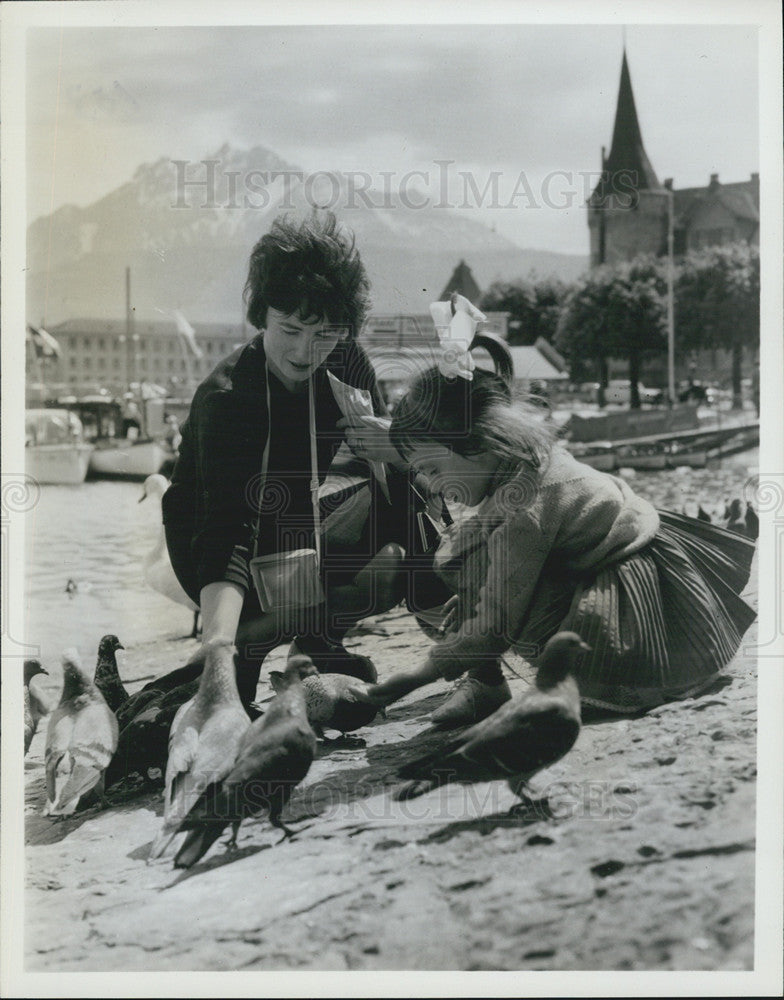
[139,474,200,638]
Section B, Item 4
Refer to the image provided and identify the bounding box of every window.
[84,357,92,370]
[97,357,105,370]
[98,337,105,350]
[70,357,77,368]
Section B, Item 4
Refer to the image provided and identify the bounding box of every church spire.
[591,50,660,205]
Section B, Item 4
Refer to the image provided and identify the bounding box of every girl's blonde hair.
[390,367,556,471]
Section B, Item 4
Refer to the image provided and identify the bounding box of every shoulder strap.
[309,374,321,564]
[252,365,321,565]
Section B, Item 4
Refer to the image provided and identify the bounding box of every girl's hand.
[347,658,443,707]
[337,415,403,466]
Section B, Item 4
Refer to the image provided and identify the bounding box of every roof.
[476,346,568,381]
[439,260,482,303]
[366,343,566,384]
[590,51,661,206]
[533,336,567,372]
[673,178,760,226]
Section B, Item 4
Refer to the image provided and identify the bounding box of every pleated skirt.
[513,511,756,712]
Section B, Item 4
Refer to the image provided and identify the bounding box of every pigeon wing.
[457,704,580,782]
[46,701,119,815]
[150,700,249,859]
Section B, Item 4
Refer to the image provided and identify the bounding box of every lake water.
[21,447,758,676]
[23,480,195,667]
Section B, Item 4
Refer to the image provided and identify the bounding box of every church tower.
[588,50,669,267]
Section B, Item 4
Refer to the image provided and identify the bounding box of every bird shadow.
[26,789,161,847]
[285,693,466,825]
[158,842,273,889]
[318,734,368,752]
[418,797,556,845]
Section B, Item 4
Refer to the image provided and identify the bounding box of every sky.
[25,17,760,255]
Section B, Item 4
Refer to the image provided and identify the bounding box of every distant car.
[678,380,716,405]
[597,380,664,405]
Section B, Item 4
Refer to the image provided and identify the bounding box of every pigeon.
[724,498,746,536]
[172,655,318,868]
[24,659,49,755]
[139,474,200,638]
[745,502,759,541]
[697,505,712,523]
[43,649,119,816]
[147,641,250,860]
[270,661,382,739]
[393,632,587,802]
[105,678,200,792]
[93,634,128,713]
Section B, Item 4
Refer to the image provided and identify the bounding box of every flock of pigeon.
[24,630,587,870]
[22,491,757,871]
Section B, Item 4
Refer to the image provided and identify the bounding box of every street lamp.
[647,187,676,406]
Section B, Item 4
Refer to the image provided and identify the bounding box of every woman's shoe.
[431,675,511,729]
[289,637,378,683]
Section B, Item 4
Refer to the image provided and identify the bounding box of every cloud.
[24,23,759,251]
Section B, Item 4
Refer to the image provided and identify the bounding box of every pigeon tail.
[173,825,226,869]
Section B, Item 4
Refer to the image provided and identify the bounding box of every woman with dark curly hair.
[158,212,433,703]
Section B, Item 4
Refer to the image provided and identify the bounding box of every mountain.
[26,144,588,325]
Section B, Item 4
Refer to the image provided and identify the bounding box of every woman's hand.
[439,594,462,636]
[337,414,404,467]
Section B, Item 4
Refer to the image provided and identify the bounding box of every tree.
[605,255,668,408]
[554,268,614,405]
[675,243,759,409]
[480,276,568,347]
[555,256,667,408]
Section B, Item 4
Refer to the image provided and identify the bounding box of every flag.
[26,324,61,359]
[172,310,204,360]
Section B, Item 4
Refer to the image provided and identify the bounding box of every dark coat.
[162,333,386,603]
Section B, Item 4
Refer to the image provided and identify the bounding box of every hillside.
[27,144,588,325]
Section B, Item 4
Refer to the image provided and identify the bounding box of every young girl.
[356,365,756,725]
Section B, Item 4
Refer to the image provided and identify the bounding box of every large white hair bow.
[430,292,487,381]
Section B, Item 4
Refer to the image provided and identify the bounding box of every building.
[30,300,508,401]
[362,259,508,351]
[588,51,759,268]
[31,318,246,397]
[439,260,482,303]
[587,49,759,390]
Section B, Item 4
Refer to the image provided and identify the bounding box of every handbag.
[249,366,326,613]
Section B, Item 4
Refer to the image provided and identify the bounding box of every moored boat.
[25,409,94,485]
[89,437,167,478]
[615,442,668,470]
[666,448,707,469]
[567,440,617,471]
[49,396,167,481]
